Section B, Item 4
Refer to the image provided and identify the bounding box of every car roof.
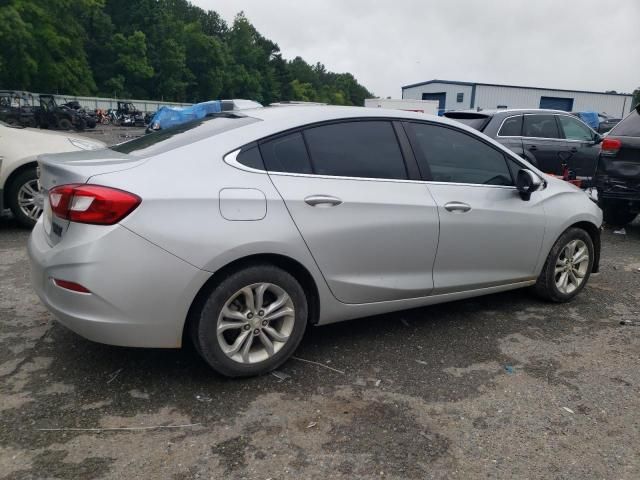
[446,108,573,117]
[244,105,473,132]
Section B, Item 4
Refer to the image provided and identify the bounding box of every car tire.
[533,227,594,303]
[58,118,73,130]
[6,168,41,228]
[602,201,637,226]
[192,264,308,377]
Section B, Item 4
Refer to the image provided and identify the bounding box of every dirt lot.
[0,214,639,479]
[79,124,146,146]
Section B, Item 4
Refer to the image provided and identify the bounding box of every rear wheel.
[7,168,42,228]
[534,228,594,302]
[602,201,637,226]
[192,264,308,377]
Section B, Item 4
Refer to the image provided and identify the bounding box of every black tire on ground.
[602,201,637,226]
[533,227,594,303]
[57,118,73,130]
[192,264,308,377]
[6,168,39,229]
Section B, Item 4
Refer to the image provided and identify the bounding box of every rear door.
[556,114,600,180]
[263,120,440,304]
[522,114,565,174]
[405,121,546,293]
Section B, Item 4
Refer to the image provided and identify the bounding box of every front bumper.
[28,220,209,348]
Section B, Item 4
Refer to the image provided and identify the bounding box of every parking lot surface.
[1,216,639,479]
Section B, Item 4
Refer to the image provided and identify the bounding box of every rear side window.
[557,115,593,141]
[498,116,523,136]
[236,146,264,170]
[523,114,560,139]
[409,123,513,186]
[610,108,640,137]
[260,132,312,174]
[303,121,407,179]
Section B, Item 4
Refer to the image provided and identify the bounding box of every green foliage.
[0,0,373,104]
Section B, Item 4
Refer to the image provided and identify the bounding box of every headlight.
[68,138,102,151]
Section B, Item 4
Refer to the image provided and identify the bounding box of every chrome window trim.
[499,113,596,142]
[266,170,517,189]
[223,148,267,174]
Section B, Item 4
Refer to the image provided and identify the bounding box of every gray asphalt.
[1,213,639,479]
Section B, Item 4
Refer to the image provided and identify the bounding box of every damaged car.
[595,104,640,225]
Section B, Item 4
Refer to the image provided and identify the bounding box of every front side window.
[409,123,513,186]
[557,115,593,141]
[260,132,312,174]
[303,121,407,179]
[523,114,560,139]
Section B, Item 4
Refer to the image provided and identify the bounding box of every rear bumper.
[596,176,640,204]
[28,220,209,348]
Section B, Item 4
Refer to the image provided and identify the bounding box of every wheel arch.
[183,253,321,346]
[568,220,601,273]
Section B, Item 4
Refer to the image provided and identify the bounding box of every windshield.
[110,113,260,157]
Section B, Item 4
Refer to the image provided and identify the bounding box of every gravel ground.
[78,124,146,146]
[0,215,639,479]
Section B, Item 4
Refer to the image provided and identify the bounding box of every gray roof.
[401,79,632,97]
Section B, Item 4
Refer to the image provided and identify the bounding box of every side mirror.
[516,169,542,201]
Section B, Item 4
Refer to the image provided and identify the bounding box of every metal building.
[401,79,634,117]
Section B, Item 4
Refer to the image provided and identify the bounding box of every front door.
[261,121,440,304]
[556,114,600,180]
[404,121,546,293]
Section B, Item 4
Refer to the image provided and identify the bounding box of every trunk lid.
[39,149,142,245]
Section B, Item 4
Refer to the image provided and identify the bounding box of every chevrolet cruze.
[28,106,602,376]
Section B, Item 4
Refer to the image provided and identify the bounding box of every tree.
[633,87,640,108]
[0,0,373,104]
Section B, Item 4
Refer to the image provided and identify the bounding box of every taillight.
[49,184,141,225]
[601,137,622,156]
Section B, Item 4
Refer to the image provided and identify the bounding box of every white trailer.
[364,98,439,115]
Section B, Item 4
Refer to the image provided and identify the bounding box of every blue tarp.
[149,101,222,130]
[574,111,599,130]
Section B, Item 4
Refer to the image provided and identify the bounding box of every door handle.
[569,147,578,153]
[528,145,538,151]
[304,195,343,207]
[444,201,471,213]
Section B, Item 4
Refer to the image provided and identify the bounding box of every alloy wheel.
[17,179,43,221]
[217,283,295,364]
[554,239,590,294]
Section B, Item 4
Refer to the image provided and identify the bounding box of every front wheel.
[192,264,308,377]
[6,168,42,228]
[533,228,594,302]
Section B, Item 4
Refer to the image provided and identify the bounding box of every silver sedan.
[28,106,602,376]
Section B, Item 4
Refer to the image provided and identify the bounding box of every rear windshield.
[443,113,490,131]
[110,113,260,156]
[609,107,640,137]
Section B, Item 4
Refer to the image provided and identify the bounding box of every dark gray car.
[445,109,602,180]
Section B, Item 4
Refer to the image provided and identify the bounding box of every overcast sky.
[195,0,640,98]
